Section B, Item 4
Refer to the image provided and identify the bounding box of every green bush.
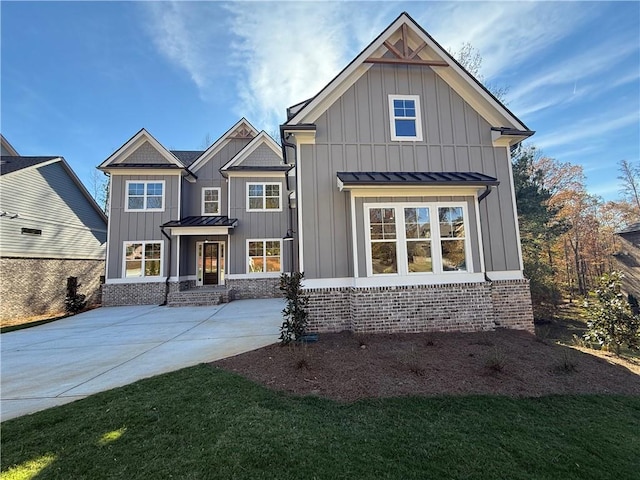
[65,276,86,314]
[279,272,309,345]
[584,272,640,355]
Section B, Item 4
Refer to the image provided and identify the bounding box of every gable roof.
[220,131,283,173]
[171,150,204,167]
[98,128,185,170]
[285,11,530,134]
[1,156,60,176]
[1,155,108,223]
[1,135,19,156]
[189,118,259,173]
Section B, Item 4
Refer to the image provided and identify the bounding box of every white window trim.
[122,240,164,278]
[201,187,221,216]
[246,238,283,275]
[364,202,472,277]
[246,182,282,212]
[124,180,166,212]
[388,94,423,141]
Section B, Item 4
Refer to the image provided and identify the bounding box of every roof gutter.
[478,185,493,203]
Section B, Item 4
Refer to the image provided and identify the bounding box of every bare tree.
[618,159,640,214]
[449,42,509,103]
[200,133,212,150]
[89,169,109,214]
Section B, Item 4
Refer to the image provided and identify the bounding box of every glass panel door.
[203,243,219,285]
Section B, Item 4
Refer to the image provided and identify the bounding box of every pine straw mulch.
[212,329,640,401]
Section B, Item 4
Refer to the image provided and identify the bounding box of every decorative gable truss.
[189,118,259,174]
[285,12,533,146]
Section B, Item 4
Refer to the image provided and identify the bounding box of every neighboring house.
[98,120,290,306]
[614,222,640,300]
[281,12,535,333]
[99,12,535,334]
[0,135,107,322]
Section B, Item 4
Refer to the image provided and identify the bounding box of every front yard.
[2,364,639,480]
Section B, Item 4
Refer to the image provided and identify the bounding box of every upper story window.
[247,182,281,212]
[365,203,469,276]
[388,94,423,141]
[202,187,221,216]
[125,181,165,212]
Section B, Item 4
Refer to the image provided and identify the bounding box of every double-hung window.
[123,241,163,278]
[247,183,281,211]
[202,187,221,215]
[125,181,165,211]
[247,239,282,273]
[388,94,423,141]
[366,204,468,276]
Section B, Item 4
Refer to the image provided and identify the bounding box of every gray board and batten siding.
[183,138,251,217]
[298,63,520,280]
[1,160,106,259]
[107,174,180,278]
[228,175,291,275]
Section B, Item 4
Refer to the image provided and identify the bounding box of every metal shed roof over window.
[336,171,499,191]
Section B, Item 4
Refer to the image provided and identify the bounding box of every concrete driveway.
[1,299,283,422]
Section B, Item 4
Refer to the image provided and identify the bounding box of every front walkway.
[0,299,283,421]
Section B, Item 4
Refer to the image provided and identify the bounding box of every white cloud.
[142,2,232,97]
[534,111,639,150]
[224,2,353,131]
[414,2,594,79]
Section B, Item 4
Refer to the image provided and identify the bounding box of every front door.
[196,241,225,286]
[203,243,219,285]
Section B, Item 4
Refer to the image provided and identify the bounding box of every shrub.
[584,272,640,356]
[65,276,86,314]
[279,272,309,345]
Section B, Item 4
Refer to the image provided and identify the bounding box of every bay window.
[365,203,469,276]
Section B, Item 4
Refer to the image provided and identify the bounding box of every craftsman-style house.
[99,12,534,333]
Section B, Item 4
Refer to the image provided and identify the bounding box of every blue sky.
[1,1,638,201]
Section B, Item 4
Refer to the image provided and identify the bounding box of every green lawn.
[2,365,639,480]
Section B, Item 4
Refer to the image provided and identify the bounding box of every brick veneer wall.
[102,281,169,306]
[227,277,281,300]
[0,257,104,321]
[305,279,534,334]
[490,279,535,332]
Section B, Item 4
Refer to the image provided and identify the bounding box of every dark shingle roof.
[170,150,204,167]
[337,171,499,187]
[0,156,59,176]
[162,216,238,228]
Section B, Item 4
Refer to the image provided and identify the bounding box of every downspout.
[159,226,172,306]
[477,185,493,282]
[280,126,298,272]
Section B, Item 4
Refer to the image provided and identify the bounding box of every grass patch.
[2,365,639,480]
[0,315,68,334]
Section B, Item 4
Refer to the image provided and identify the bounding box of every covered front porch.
[162,216,236,305]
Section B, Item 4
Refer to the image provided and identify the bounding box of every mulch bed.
[213,329,640,401]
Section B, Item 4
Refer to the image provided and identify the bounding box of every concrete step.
[167,287,231,307]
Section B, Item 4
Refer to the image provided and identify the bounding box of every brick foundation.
[102,281,171,306]
[0,257,104,322]
[306,279,534,334]
[227,277,281,300]
[102,277,282,306]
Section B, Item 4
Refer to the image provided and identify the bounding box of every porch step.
[167,287,231,307]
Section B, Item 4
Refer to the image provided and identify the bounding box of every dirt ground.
[213,329,640,401]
